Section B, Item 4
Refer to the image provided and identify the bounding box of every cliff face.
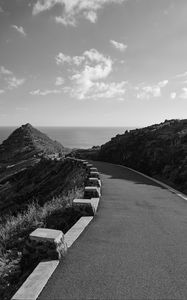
[0,123,66,162]
[98,119,187,193]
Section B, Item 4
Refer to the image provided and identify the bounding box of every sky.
[0,0,187,127]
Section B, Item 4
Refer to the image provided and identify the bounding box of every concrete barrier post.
[88,178,101,188]
[73,198,100,215]
[86,163,93,170]
[90,167,98,172]
[84,186,101,198]
[73,199,95,216]
[89,171,100,179]
[22,228,67,268]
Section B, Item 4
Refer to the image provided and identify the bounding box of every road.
[38,161,187,300]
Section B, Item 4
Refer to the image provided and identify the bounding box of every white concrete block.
[30,228,63,243]
[90,171,100,179]
[84,186,101,198]
[90,167,98,172]
[65,216,93,248]
[73,199,95,215]
[87,164,93,168]
[88,178,101,187]
[73,198,100,214]
[90,198,100,212]
[11,260,59,300]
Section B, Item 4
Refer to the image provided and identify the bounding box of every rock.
[0,123,66,163]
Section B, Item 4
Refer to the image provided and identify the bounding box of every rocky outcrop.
[0,123,67,163]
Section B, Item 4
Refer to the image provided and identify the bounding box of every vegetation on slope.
[0,124,88,299]
[98,119,187,193]
[0,158,85,216]
[0,158,87,300]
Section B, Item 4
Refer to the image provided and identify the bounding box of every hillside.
[0,125,88,300]
[0,123,67,163]
[97,119,187,193]
[0,158,87,217]
[67,119,187,194]
[0,158,87,300]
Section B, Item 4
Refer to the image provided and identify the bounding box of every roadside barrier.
[90,167,98,172]
[12,158,101,300]
[88,178,101,188]
[89,171,100,179]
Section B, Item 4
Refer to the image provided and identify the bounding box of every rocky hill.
[97,119,187,193]
[0,123,67,163]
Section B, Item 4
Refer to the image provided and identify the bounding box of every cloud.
[175,71,187,79]
[110,40,127,52]
[56,48,125,100]
[0,6,4,13]
[72,56,85,66]
[0,66,13,75]
[30,89,61,96]
[76,81,127,100]
[172,71,187,85]
[33,0,126,26]
[0,89,5,94]
[137,86,161,99]
[56,47,128,100]
[84,10,97,23]
[136,80,169,100]
[56,52,72,65]
[7,77,25,89]
[11,25,26,37]
[55,16,76,26]
[55,76,64,86]
[56,52,85,65]
[170,92,177,100]
[83,48,112,79]
[70,49,113,99]
[179,88,187,99]
[158,80,169,88]
[56,49,112,76]
[0,66,25,90]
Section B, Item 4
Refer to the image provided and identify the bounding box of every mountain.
[0,123,67,163]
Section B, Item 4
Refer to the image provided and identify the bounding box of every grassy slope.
[98,119,187,193]
[72,119,187,194]
[0,158,85,216]
[0,159,87,300]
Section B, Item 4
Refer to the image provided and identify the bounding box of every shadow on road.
[92,161,168,191]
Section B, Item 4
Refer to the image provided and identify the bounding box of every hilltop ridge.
[98,119,187,193]
[0,123,67,163]
[72,119,187,194]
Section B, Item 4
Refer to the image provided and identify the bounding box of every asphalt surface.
[38,161,187,300]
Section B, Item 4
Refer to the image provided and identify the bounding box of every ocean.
[0,126,135,149]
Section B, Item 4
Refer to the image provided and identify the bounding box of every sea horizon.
[0,126,136,149]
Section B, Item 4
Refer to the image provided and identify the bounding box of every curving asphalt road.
[38,161,187,300]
